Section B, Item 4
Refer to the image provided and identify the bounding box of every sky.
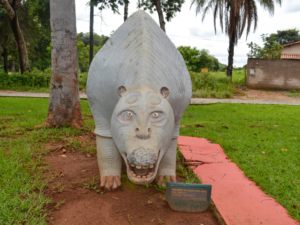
[75,0,300,67]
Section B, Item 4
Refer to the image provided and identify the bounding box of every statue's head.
[111,86,174,184]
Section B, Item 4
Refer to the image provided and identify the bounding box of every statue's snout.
[127,147,157,166]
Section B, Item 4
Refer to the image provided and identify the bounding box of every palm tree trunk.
[44,0,84,128]
[124,3,128,21]
[227,31,235,81]
[89,3,94,65]
[155,0,166,32]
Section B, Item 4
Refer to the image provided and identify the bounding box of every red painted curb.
[178,136,299,225]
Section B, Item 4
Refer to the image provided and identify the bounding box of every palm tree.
[190,0,282,81]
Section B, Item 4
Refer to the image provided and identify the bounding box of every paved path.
[178,136,299,225]
[191,98,300,105]
[0,92,88,99]
[1,91,300,105]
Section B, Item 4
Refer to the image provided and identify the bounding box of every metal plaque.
[166,183,212,213]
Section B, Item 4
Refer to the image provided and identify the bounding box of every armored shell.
[87,10,192,138]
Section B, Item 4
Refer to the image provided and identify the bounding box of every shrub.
[190,71,235,99]
[0,68,51,89]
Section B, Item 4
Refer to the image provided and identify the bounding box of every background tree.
[267,28,300,45]
[177,46,219,71]
[124,0,128,21]
[191,0,282,81]
[44,0,84,128]
[89,0,95,65]
[0,6,14,73]
[138,0,184,32]
[0,0,31,73]
[247,34,283,59]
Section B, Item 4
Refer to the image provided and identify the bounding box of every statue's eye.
[152,112,159,118]
[117,110,136,124]
[127,111,134,117]
[150,111,166,126]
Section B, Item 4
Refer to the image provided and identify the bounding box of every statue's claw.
[157,175,176,186]
[100,175,121,190]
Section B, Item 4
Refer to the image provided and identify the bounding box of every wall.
[247,58,300,90]
[282,44,300,54]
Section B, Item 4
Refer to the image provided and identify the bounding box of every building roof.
[281,53,300,60]
[283,41,300,47]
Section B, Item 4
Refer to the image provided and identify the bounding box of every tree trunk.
[1,47,8,73]
[227,31,235,82]
[89,3,94,65]
[11,56,15,72]
[0,0,31,74]
[124,3,128,21]
[155,0,166,32]
[10,14,30,74]
[44,0,84,128]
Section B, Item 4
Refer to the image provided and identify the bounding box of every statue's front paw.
[100,175,121,190]
[157,175,176,186]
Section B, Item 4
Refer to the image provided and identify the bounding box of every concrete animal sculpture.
[87,10,192,189]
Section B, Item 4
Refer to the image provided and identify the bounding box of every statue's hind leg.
[96,135,122,190]
[156,138,177,186]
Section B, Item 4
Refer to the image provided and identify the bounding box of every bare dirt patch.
[44,149,219,225]
[233,87,300,102]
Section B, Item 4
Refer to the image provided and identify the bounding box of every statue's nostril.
[135,128,139,133]
[148,128,151,133]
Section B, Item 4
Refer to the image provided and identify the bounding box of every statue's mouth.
[121,151,161,184]
[127,160,156,178]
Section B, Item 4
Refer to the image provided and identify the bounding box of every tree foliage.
[138,0,184,23]
[266,29,300,45]
[247,34,283,59]
[0,0,51,71]
[92,0,129,13]
[177,46,220,72]
[77,32,109,47]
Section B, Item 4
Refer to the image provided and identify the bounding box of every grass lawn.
[180,104,300,221]
[0,98,93,224]
[1,98,299,223]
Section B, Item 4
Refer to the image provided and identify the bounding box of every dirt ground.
[43,143,219,225]
[233,86,300,102]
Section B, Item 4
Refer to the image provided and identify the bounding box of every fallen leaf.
[222,126,228,129]
[274,125,278,127]
[62,149,67,153]
[277,143,282,145]
[28,110,31,112]
[59,172,64,177]
[86,154,91,158]
[282,149,288,152]
[262,151,265,154]
[61,155,67,157]
[293,205,297,209]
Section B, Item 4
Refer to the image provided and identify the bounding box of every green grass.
[0,98,93,224]
[191,69,246,99]
[288,90,300,98]
[3,98,298,222]
[180,104,300,221]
